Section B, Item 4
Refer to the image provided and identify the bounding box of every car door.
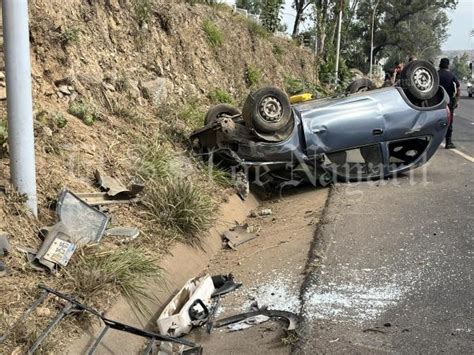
[299,94,385,157]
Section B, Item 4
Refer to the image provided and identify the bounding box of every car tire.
[205,104,241,125]
[400,60,439,100]
[242,87,292,134]
[346,78,376,94]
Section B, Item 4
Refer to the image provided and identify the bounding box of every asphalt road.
[453,85,474,156]
[296,95,474,354]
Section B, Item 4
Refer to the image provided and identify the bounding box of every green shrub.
[247,20,270,39]
[68,101,98,126]
[272,44,285,58]
[137,140,171,180]
[0,120,7,155]
[133,0,153,26]
[60,27,80,45]
[202,19,224,47]
[143,179,215,246]
[208,89,234,104]
[179,101,205,130]
[284,76,329,98]
[246,66,262,87]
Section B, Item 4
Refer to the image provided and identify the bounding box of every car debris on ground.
[222,224,258,250]
[0,284,197,354]
[74,170,144,206]
[250,208,272,218]
[104,226,140,243]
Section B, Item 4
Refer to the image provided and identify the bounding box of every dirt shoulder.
[188,187,329,354]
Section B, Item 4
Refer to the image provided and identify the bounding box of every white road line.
[441,144,474,163]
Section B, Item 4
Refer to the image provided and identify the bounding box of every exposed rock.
[102,81,116,92]
[0,87,6,100]
[0,71,5,81]
[35,307,51,317]
[139,78,173,106]
[58,85,71,95]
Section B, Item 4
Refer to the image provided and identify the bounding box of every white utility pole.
[2,0,38,216]
[334,0,344,85]
[369,0,380,79]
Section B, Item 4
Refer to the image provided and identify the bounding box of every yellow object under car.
[289,93,313,104]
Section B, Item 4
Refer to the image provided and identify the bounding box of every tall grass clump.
[202,19,224,47]
[66,247,161,310]
[143,179,215,246]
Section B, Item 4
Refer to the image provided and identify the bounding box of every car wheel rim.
[259,96,283,122]
[413,68,433,93]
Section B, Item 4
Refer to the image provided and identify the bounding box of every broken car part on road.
[222,224,257,250]
[214,309,299,332]
[191,60,450,187]
[0,284,198,354]
[157,274,216,337]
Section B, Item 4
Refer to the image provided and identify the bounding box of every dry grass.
[64,246,162,312]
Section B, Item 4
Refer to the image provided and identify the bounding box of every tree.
[236,0,262,14]
[291,0,314,38]
[260,0,284,33]
[344,0,457,72]
[452,53,470,79]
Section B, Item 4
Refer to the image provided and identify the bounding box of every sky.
[225,0,474,51]
[442,0,474,51]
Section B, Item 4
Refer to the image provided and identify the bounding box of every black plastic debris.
[214,309,299,331]
[211,274,242,297]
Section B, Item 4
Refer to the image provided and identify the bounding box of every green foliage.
[202,19,224,47]
[284,76,328,98]
[179,100,205,130]
[209,167,232,188]
[67,247,161,308]
[143,179,215,246]
[344,0,455,72]
[36,110,67,130]
[60,27,80,45]
[133,0,153,26]
[236,0,262,14]
[246,65,262,87]
[259,0,283,33]
[272,43,285,58]
[451,53,470,80]
[209,89,234,104]
[68,101,98,126]
[247,19,270,38]
[53,113,67,128]
[0,119,7,155]
[137,140,171,180]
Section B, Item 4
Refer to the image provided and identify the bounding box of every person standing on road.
[438,58,460,149]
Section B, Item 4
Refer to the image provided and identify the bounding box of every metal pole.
[369,0,380,79]
[2,0,37,216]
[334,3,343,85]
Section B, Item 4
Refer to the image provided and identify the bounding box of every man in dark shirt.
[438,57,460,149]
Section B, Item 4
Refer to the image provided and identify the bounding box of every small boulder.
[139,78,172,106]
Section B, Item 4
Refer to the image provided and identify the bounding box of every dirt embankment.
[0,0,317,352]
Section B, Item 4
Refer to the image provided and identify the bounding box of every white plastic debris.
[157,274,215,337]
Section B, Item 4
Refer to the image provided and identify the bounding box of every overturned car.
[191,60,450,187]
